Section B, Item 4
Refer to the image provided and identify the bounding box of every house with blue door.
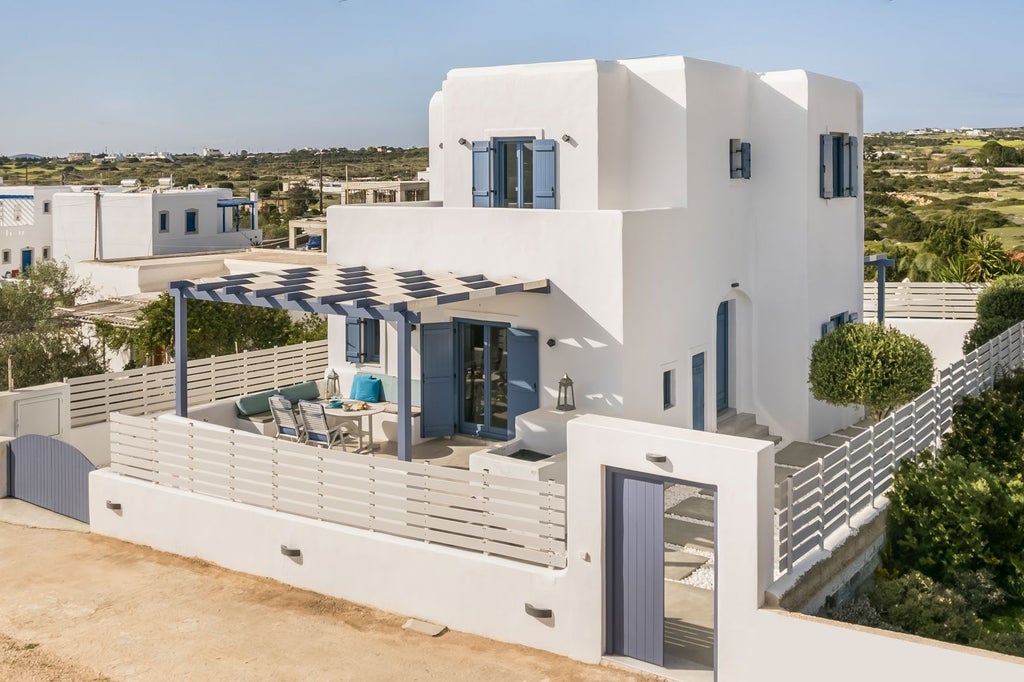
[0,184,85,277]
[318,54,865,449]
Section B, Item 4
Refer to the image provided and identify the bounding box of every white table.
[322,402,387,452]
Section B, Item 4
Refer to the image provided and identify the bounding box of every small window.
[185,209,198,234]
[42,246,49,260]
[663,369,675,410]
[472,138,557,209]
[821,311,857,337]
[43,201,51,214]
[346,318,381,364]
[820,133,859,199]
[159,211,169,233]
[1,250,9,265]
[729,139,751,179]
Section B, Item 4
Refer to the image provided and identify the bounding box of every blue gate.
[8,435,94,523]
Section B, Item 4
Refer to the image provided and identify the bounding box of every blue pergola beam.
[864,254,895,323]
[396,318,412,462]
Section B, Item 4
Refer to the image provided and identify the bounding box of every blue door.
[692,353,705,431]
[716,301,729,413]
[506,328,539,439]
[20,248,32,273]
[607,470,664,666]
[420,323,455,437]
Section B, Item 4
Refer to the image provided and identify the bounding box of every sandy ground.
[0,521,648,682]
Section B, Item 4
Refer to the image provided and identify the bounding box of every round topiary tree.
[809,322,934,422]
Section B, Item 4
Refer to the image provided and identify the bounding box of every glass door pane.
[462,324,486,428]
[521,141,533,208]
[489,327,508,431]
[501,141,519,208]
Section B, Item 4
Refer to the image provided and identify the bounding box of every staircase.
[716,408,782,445]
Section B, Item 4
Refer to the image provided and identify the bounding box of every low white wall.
[64,422,111,467]
[0,382,70,438]
[887,318,974,370]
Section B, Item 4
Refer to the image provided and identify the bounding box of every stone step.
[667,496,714,523]
[717,411,755,435]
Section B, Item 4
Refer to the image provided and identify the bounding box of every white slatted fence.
[109,413,568,569]
[863,281,985,320]
[777,320,1024,576]
[68,340,328,427]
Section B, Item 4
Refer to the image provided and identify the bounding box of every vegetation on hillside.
[824,369,1024,657]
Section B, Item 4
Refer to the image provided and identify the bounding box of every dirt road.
[0,522,643,681]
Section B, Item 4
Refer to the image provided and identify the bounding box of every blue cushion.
[235,389,279,417]
[279,380,320,403]
[350,374,382,402]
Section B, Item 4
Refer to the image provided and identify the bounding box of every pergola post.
[396,317,413,462]
[172,287,189,417]
[865,254,895,324]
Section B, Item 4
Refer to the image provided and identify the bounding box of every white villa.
[65,55,1024,681]
[0,184,80,276]
[51,186,260,268]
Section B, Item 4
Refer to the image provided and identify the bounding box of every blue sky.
[2,0,1021,156]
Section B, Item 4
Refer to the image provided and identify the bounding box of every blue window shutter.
[820,134,834,199]
[421,322,455,437]
[740,142,751,179]
[729,138,742,179]
[345,318,361,363]
[471,141,492,207]
[533,139,556,209]
[847,136,859,197]
[506,328,539,439]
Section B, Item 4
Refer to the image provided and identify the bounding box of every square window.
[185,209,198,234]
[663,369,675,410]
[346,318,381,364]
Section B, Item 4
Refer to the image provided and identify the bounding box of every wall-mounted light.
[525,603,553,619]
[280,545,301,558]
[561,134,571,142]
[438,142,443,149]
[646,453,667,463]
[731,282,740,288]
[546,338,556,348]
[457,137,467,146]
[105,500,122,510]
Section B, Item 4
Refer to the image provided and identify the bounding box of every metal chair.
[269,395,304,442]
[297,400,345,450]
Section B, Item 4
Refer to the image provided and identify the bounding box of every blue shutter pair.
[820,134,859,198]
[729,139,751,179]
[345,319,379,363]
[470,139,557,208]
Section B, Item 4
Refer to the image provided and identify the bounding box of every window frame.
[184,209,199,235]
[346,318,381,365]
[159,210,170,233]
[663,368,676,410]
[493,137,535,209]
[1,250,9,265]
[43,201,51,214]
[42,246,49,260]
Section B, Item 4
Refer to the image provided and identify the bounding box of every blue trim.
[493,137,534,209]
[692,353,705,431]
[0,195,33,200]
[185,209,198,234]
[216,199,256,208]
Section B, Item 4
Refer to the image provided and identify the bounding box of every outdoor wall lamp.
[731,282,740,288]
[280,545,301,558]
[557,374,576,411]
[646,453,667,463]
[525,603,553,619]
[546,338,556,347]
[105,500,122,510]
[561,134,571,142]
[457,137,467,146]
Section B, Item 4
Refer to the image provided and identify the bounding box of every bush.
[964,274,1024,352]
[809,323,935,421]
[886,208,930,241]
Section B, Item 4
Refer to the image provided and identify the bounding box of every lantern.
[326,368,341,399]
[556,374,576,411]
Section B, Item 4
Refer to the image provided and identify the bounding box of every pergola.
[169,265,549,461]
[217,198,257,232]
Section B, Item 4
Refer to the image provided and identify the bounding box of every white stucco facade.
[0,185,80,276]
[328,56,865,443]
[51,188,261,270]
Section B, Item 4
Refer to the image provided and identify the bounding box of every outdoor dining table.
[322,401,387,453]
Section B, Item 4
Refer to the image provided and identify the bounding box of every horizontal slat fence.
[68,340,328,427]
[109,413,568,568]
[863,281,985,320]
[777,320,1024,576]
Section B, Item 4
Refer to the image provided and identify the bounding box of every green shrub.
[870,571,985,645]
[809,323,935,421]
[964,274,1024,352]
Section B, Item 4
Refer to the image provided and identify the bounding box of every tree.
[0,261,106,388]
[96,294,327,362]
[286,183,316,218]
[924,211,985,261]
[885,208,929,241]
[809,323,934,421]
[963,274,1024,351]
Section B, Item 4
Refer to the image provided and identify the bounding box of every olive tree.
[809,322,934,422]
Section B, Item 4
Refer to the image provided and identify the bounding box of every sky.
[2,0,1022,156]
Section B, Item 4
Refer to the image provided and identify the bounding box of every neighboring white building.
[327,55,865,444]
[51,187,261,268]
[0,185,82,276]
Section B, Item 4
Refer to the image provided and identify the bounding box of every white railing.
[863,281,985,320]
[777,319,1024,576]
[68,340,329,427]
[109,413,567,568]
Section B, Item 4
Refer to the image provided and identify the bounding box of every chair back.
[298,400,333,445]
[269,395,302,439]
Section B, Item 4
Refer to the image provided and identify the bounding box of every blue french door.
[20,249,32,273]
[716,301,729,414]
